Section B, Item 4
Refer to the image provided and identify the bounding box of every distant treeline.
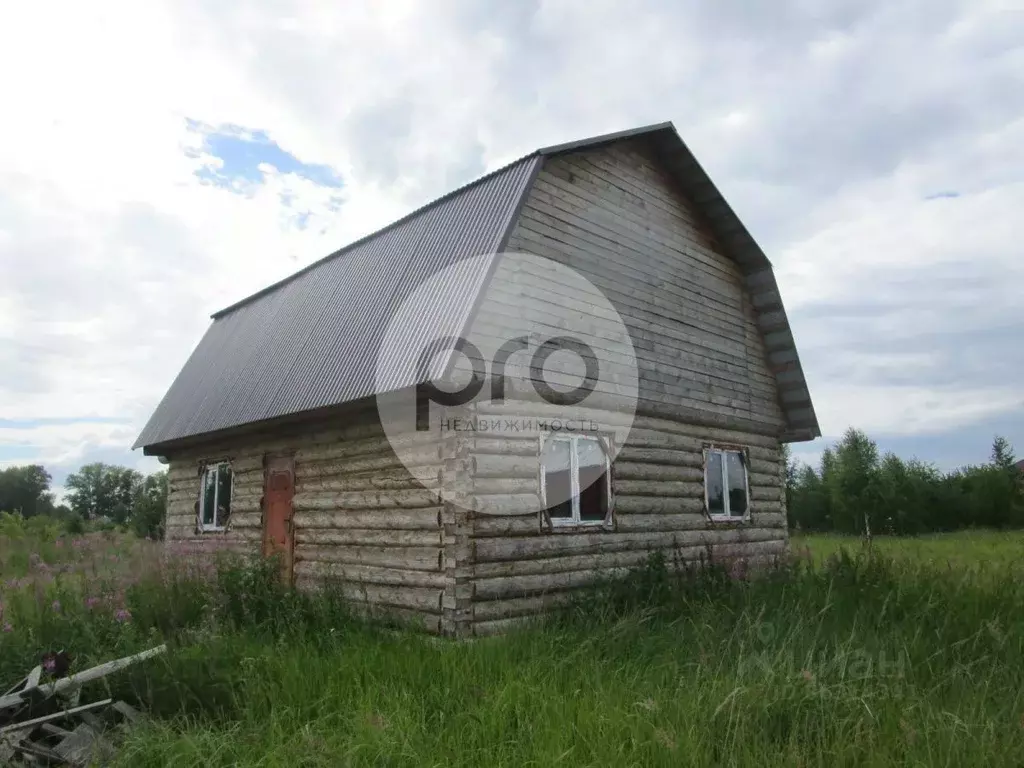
[785,430,1024,535]
[0,462,166,539]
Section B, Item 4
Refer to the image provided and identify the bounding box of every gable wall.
[504,139,786,433]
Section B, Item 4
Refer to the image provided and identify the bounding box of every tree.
[131,471,167,540]
[788,462,827,532]
[876,453,943,534]
[0,465,55,517]
[978,436,1024,528]
[828,428,881,536]
[781,444,797,512]
[64,463,143,522]
[991,436,1017,473]
[784,430,1024,535]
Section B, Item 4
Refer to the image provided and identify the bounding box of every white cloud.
[812,384,1024,438]
[0,0,1022,482]
[0,421,143,470]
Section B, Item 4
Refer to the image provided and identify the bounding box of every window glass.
[726,451,747,517]
[576,437,605,470]
[200,463,232,529]
[577,438,607,522]
[542,436,612,526]
[217,465,233,526]
[201,468,217,526]
[542,438,572,519]
[706,451,725,517]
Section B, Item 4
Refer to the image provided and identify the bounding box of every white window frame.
[199,461,232,532]
[540,434,612,528]
[703,447,751,522]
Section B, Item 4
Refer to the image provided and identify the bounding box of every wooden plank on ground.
[0,698,113,736]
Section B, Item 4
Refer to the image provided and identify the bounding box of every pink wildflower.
[114,608,132,623]
[42,657,57,672]
[84,596,100,609]
[2,623,11,633]
[51,600,61,613]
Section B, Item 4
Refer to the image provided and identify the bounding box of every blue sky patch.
[187,120,344,190]
[925,190,960,200]
[0,445,38,462]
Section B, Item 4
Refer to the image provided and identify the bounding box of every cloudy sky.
[1,0,1021,492]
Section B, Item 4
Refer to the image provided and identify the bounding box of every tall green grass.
[794,529,1024,571]
[3,528,1024,766]
[128,550,1024,766]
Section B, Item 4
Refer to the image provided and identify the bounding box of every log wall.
[463,138,791,635]
[161,136,794,638]
[464,406,787,636]
[164,405,451,633]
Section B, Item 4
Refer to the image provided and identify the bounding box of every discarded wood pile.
[0,644,166,766]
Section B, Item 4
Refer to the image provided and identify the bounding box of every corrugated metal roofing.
[135,122,819,450]
[133,154,541,449]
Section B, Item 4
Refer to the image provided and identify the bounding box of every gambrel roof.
[134,123,819,452]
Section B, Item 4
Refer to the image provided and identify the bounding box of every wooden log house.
[135,123,820,637]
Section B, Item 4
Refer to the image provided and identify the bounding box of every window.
[541,435,610,526]
[199,462,232,531]
[704,448,749,520]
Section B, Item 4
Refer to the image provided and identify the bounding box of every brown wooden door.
[262,455,295,584]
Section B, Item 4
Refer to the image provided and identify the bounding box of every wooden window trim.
[198,460,232,533]
[540,433,613,530]
[702,445,751,523]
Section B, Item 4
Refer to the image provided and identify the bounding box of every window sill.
[198,526,228,533]
[549,519,611,533]
[708,515,750,525]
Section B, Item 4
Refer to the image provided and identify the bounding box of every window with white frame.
[541,434,610,526]
[704,448,749,520]
[199,462,232,531]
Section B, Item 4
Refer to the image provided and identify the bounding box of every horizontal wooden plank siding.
[502,139,785,432]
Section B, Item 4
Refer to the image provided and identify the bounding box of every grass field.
[793,529,1024,570]
[2,524,1024,766]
